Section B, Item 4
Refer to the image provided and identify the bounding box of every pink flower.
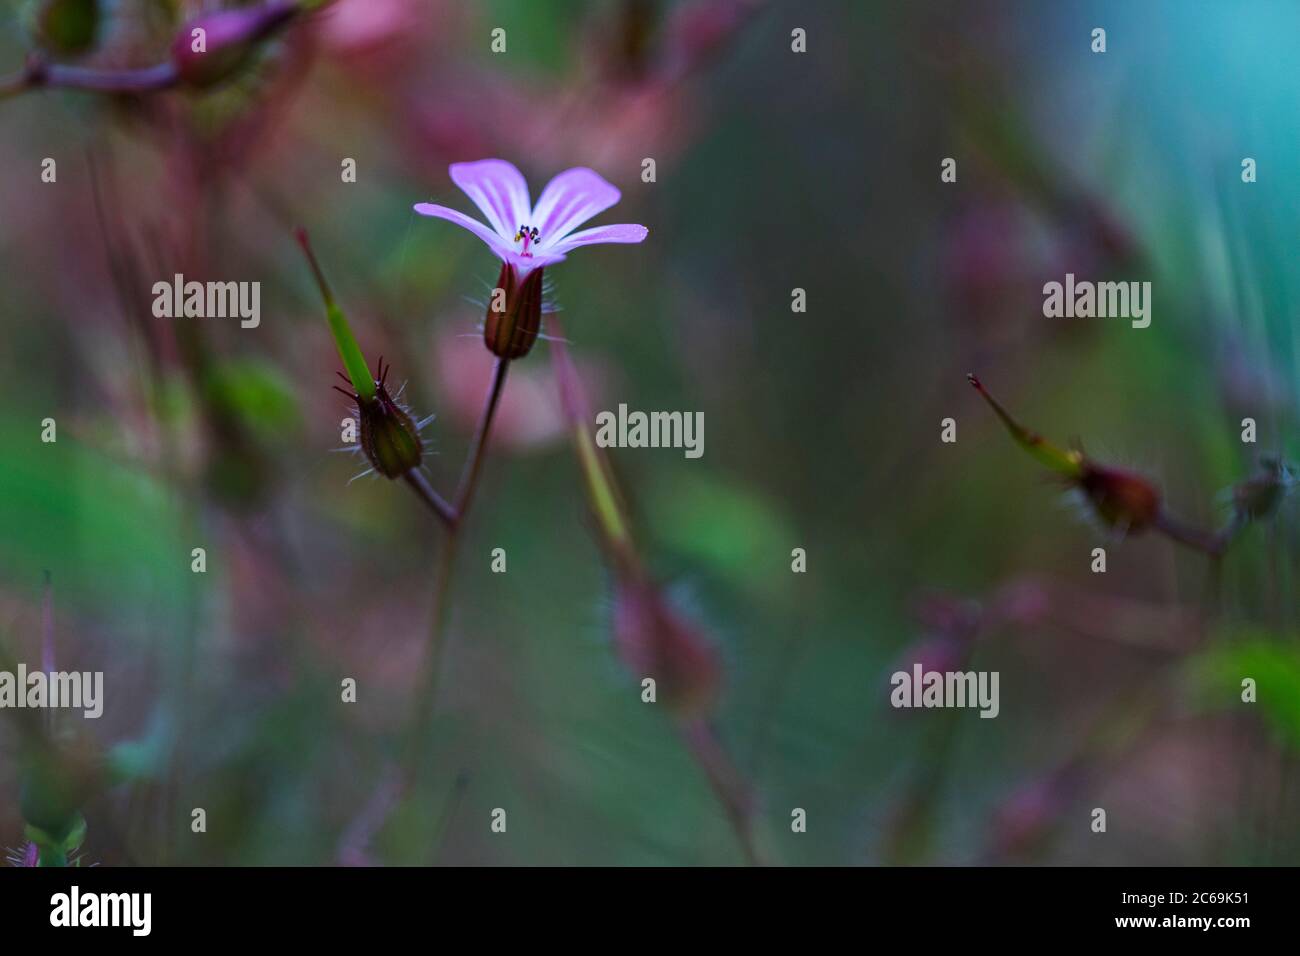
[413,159,648,273]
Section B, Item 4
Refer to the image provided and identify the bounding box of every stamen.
[514,224,540,257]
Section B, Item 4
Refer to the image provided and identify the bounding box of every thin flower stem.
[680,719,763,866]
[402,470,458,530]
[1154,511,1233,557]
[548,315,637,567]
[0,58,179,100]
[454,357,510,516]
[406,358,511,778]
[410,531,459,740]
[547,323,763,865]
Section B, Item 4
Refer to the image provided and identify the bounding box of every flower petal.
[413,203,516,259]
[547,223,649,255]
[531,168,622,247]
[449,159,532,242]
[506,250,568,271]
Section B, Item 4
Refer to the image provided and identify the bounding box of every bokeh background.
[1,0,1298,865]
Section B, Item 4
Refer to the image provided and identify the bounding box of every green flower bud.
[28,0,100,57]
[356,359,423,479]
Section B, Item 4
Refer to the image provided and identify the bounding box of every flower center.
[514,224,540,256]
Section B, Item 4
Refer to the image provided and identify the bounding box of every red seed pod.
[613,576,721,719]
[1077,461,1161,533]
[484,263,545,359]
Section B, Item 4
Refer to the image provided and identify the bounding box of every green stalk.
[967,374,1083,478]
[296,228,376,402]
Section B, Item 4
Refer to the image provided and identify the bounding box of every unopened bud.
[485,263,544,359]
[970,374,1162,534]
[1232,456,1294,522]
[170,1,297,89]
[613,576,721,718]
[29,0,100,56]
[1078,461,1161,533]
[354,359,423,479]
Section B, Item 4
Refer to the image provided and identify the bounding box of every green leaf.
[647,471,794,592]
[203,358,302,443]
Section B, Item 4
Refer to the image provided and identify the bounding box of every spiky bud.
[1232,456,1293,521]
[969,373,1166,534]
[170,1,297,89]
[484,263,545,359]
[347,359,423,479]
[1078,461,1161,533]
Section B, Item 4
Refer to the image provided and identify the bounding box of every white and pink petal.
[547,223,649,255]
[412,203,517,260]
[448,159,532,242]
[531,168,622,248]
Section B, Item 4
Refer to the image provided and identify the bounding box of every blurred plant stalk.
[3,576,170,866]
[0,0,315,100]
[550,314,761,865]
[296,228,516,849]
[967,374,1289,557]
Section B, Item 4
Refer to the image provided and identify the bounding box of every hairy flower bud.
[484,263,544,359]
[353,359,423,479]
[1232,456,1293,521]
[1078,461,1161,532]
[170,1,297,89]
[970,374,1165,534]
[613,576,721,718]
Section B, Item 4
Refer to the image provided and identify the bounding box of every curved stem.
[406,358,511,778]
[402,470,458,530]
[680,719,763,866]
[1154,510,1234,557]
[0,59,179,100]
[454,357,510,516]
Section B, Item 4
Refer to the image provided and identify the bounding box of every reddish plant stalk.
[406,358,511,774]
[549,315,764,865]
